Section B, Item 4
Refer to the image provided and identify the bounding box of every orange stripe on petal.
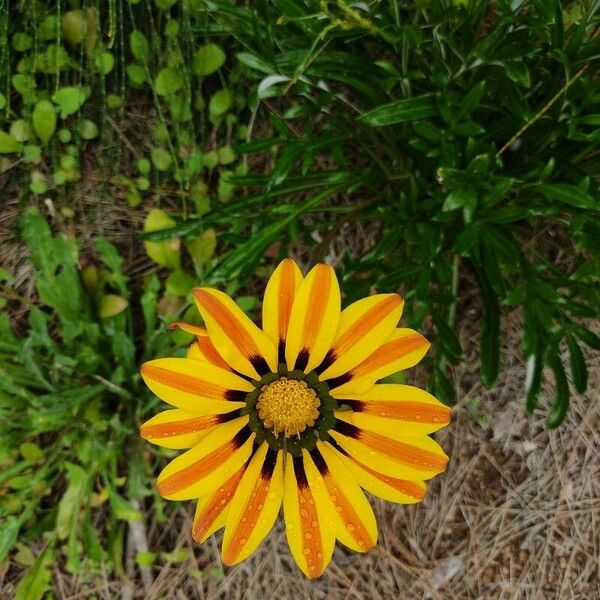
[329,329,430,394]
[141,363,226,400]
[359,430,447,472]
[352,459,426,501]
[194,289,260,357]
[140,414,218,440]
[334,295,401,357]
[222,473,271,564]
[278,262,297,339]
[194,337,232,370]
[158,441,237,497]
[192,467,245,543]
[354,400,450,425]
[297,485,325,579]
[322,473,374,550]
[353,333,428,378]
[285,264,341,373]
[168,322,208,336]
[302,266,331,351]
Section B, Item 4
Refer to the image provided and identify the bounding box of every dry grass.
[11,302,596,600]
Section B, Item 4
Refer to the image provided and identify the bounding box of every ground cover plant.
[0,0,599,597]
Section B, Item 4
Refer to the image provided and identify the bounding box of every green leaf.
[20,208,55,280]
[107,484,142,521]
[0,519,22,561]
[567,335,587,394]
[53,86,88,118]
[32,100,56,146]
[79,119,99,140]
[0,130,22,153]
[194,43,226,76]
[136,551,157,567]
[99,294,129,319]
[236,51,273,74]
[20,442,44,461]
[143,209,181,269]
[14,545,54,600]
[127,64,147,85]
[186,228,217,267]
[130,30,150,62]
[10,119,32,142]
[56,463,88,540]
[154,67,184,96]
[573,324,600,351]
[209,89,233,118]
[443,188,477,213]
[360,95,437,126]
[457,81,486,119]
[546,355,570,429]
[530,184,597,210]
[166,270,196,296]
[525,352,543,413]
[61,10,86,45]
[151,147,173,171]
[96,51,114,74]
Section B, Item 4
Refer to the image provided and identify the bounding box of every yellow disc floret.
[256,377,321,437]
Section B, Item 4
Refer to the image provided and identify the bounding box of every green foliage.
[0,210,173,580]
[198,0,600,427]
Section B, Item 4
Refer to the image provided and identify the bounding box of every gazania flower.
[140,259,450,578]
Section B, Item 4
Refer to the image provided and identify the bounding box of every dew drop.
[432,416,439,422]
[303,547,312,556]
[346,523,355,533]
[304,532,312,540]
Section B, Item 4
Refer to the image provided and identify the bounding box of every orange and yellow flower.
[140,259,450,578]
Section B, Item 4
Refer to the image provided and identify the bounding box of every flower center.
[256,377,321,437]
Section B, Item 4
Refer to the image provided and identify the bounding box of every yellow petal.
[139,409,238,449]
[192,466,246,543]
[329,328,430,395]
[262,259,303,362]
[283,454,335,579]
[193,288,277,378]
[335,384,451,435]
[318,294,403,380]
[330,417,448,481]
[336,447,427,505]
[186,336,232,371]
[156,416,254,500]
[306,444,378,553]
[187,342,203,361]
[222,443,283,565]
[141,358,252,411]
[285,264,341,373]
